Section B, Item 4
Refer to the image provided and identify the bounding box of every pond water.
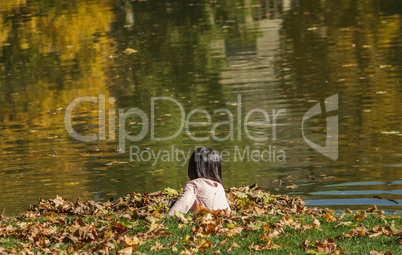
[0,0,401,215]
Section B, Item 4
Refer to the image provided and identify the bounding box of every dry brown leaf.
[218,239,228,246]
[300,238,311,249]
[312,218,321,228]
[180,248,193,255]
[150,241,164,251]
[117,246,133,255]
[302,237,343,254]
[354,211,367,222]
[248,242,261,251]
[369,251,392,255]
[369,232,382,238]
[226,227,243,237]
[366,205,379,213]
[123,235,140,247]
[232,242,240,248]
[268,229,283,238]
[196,238,214,251]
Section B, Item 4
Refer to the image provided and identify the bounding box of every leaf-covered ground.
[0,184,401,254]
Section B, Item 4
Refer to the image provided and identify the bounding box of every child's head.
[188,147,222,183]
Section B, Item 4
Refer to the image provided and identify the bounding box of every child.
[168,147,231,215]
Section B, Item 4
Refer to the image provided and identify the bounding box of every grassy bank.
[0,184,401,254]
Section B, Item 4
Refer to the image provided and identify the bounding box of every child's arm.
[167,182,196,215]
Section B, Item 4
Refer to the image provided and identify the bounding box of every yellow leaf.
[174,211,188,224]
[124,48,138,55]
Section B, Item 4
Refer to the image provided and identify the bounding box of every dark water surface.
[0,0,401,214]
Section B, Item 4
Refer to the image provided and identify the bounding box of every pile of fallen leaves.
[0,183,400,254]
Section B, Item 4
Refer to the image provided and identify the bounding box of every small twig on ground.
[51,148,58,155]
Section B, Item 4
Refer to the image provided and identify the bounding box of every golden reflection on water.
[0,0,115,214]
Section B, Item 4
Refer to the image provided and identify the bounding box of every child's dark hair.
[188,147,222,184]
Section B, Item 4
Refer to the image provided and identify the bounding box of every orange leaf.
[324,213,335,223]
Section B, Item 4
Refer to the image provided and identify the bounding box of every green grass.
[124,214,401,254]
[1,212,401,254]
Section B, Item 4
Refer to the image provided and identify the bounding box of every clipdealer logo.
[64,93,339,162]
[302,94,339,160]
[64,95,285,148]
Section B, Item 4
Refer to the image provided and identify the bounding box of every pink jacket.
[167,178,231,215]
